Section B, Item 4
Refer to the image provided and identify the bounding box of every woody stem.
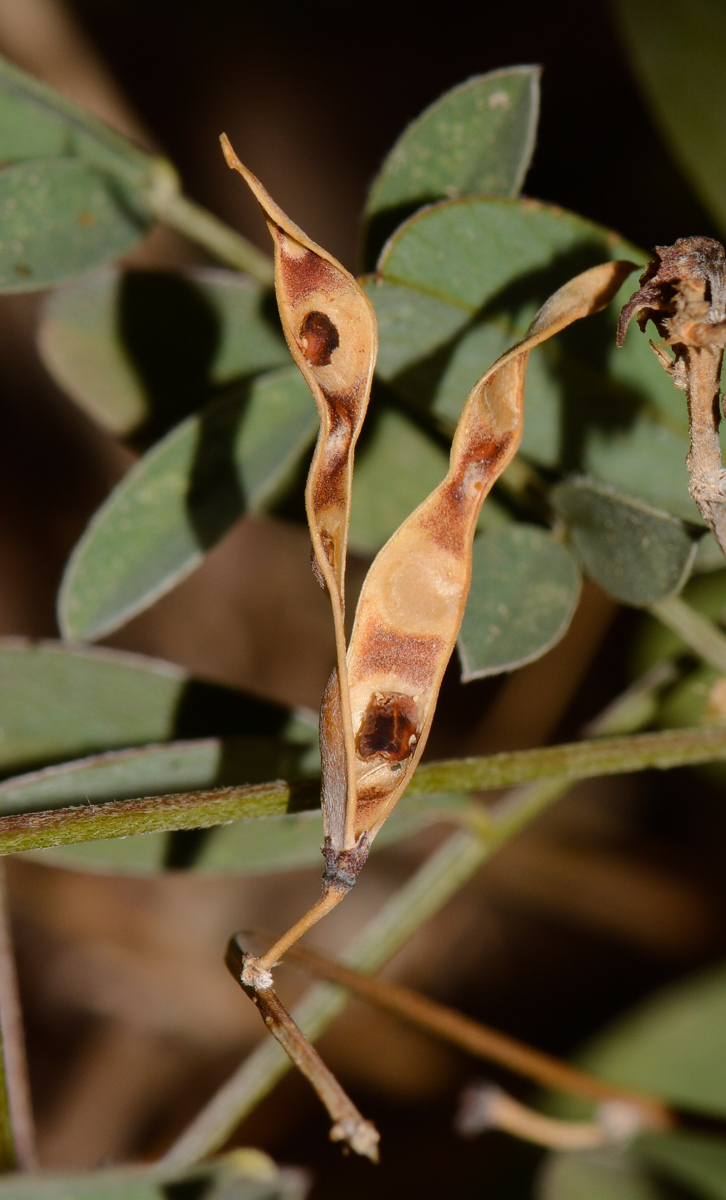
[685,344,726,555]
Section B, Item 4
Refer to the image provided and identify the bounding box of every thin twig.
[278,942,670,1129]
[456,1084,631,1150]
[0,865,34,1170]
[225,938,379,1161]
[161,825,490,1166]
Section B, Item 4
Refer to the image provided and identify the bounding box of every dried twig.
[456,1083,647,1150]
[618,237,726,558]
[225,938,379,1161]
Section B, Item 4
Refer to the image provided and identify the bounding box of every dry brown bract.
[618,237,726,557]
[222,135,632,1155]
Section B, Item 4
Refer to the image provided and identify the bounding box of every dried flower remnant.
[617,237,726,557]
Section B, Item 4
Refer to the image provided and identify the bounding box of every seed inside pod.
[357,692,419,761]
[300,311,340,366]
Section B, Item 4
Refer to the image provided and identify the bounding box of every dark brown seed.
[357,692,419,761]
[299,311,340,366]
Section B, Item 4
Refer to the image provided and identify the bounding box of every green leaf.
[538,1150,665,1200]
[0,53,151,182]
[38,267,288,439]
[613,0,726,235]
[59,366,317,641]
[0,640,311,777]
[349,405,450,552]
[576,961,726,1119]
[631,570,726,674]
[367,197,696,521]
[0,1150,307,1199]
[458,525,581,679]
[637,1131,726,1200]
[0,160,150,292]
[363,66,540,267]
[551,478,697,607]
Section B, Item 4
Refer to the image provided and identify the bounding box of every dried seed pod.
[617,238,726,559]
[340,260,635,847]
[221,134,378,822]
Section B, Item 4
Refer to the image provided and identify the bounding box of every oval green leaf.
[551,477,697,607]
[538,1150,664,1200]
[0,159,150,291]
[0,53,151,182]
[577,961,726,1119]
[38,267,288,439]
[363,66,540,267]
[368,197,696,522]
[0,640,311,778]
[58,366,317,641]
[637,1132,726,1200]
[458,525,581,679]
[613,0,726,236]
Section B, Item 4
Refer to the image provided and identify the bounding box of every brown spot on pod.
[299,311,340,366]
[357,692,419,762]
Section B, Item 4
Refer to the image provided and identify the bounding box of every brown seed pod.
[339,259,635,848]
[221,134,378,823]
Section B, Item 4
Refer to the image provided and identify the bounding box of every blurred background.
[0,0,725,1196]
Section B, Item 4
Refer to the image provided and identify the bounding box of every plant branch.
[5,723,726,856]
[160,825,490,1166]
[225,938,379,1160]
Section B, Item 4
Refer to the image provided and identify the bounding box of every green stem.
[146,159,274,284]
[3,723,726,856]
[651,594,726,674]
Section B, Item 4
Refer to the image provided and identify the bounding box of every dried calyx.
[618,237,726,556]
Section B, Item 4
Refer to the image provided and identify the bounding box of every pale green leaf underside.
[0,1153,306,1199]
[38,267,288,437]
[367,197,695,522]
[364,66,540,265]
[0,52,151,181]
[577,961,726,1119]
[637,1131,726,1200]
[538,1150,665,1200]
[458,525,581,678]
[0,640,313,778]
[551,478,697,607]
[0,159,149,292]
[58,366,317,641]
[613,0,726,236]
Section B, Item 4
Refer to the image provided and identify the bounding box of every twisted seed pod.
[221,135,378,827]
[341,260,634,848]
